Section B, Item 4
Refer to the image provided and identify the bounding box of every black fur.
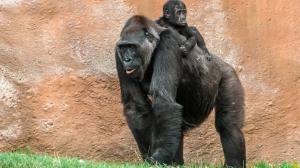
[116,15,246,168]
[156,0,210,57]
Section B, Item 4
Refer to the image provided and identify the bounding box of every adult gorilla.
[115,15,246,168]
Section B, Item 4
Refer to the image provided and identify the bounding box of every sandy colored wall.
[0,0,299,163]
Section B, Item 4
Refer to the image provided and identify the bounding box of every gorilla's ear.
[147,23,167,41]
[156,24,167,35]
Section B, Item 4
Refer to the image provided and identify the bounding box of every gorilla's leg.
[215,69,246,168]
[148,34,184,165]
[172,132,184,165]
[150,100,183,165]
[124,101,153,160]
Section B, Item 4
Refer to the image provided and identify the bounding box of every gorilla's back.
[177,46,222,127]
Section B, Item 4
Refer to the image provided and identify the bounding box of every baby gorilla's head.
[163,0,187,26]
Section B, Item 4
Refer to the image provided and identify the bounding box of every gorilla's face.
[164,1,187,26]
[171,4,187,26]
[117,16,164,80]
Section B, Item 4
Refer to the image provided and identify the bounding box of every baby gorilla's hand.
[179,42,189,57]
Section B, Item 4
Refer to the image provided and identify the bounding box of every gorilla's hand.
[179,43,188,56]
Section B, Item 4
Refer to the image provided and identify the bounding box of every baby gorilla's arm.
[179,26,211,60]
[188,26,209,54]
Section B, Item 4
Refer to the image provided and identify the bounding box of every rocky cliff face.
[0,0,299,163]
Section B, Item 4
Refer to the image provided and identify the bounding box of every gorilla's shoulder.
[160,28,184,43]
[160,29,174,38]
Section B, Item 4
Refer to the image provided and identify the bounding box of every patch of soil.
[22,74,140,162]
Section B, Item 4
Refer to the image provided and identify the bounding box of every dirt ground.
[0,0,299,164]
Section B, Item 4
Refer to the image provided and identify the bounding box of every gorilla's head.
[116,15,165,80]
[163,0,187,26]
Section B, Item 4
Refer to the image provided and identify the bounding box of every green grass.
[0,151,148,168]
[0,150,298,168]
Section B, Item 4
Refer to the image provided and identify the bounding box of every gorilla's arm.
[181,26,209,54]
[180,26,211,60]
[116,52,153,159]
[189,26,208,53]
[148,30,183,164]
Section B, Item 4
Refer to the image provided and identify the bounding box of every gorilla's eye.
[144,29,155,43]
[145,31,150,37]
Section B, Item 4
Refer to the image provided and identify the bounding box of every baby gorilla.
[156,0,211,60]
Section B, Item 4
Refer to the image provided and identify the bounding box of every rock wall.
[0,0,299,163]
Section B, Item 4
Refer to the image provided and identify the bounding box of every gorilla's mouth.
[178,21,187,26]
[126,68,136,75]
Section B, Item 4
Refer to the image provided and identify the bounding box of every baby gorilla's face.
[164,1,187,26]
[173,4,187,26]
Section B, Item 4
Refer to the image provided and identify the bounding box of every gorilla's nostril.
[124,58,131,63]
